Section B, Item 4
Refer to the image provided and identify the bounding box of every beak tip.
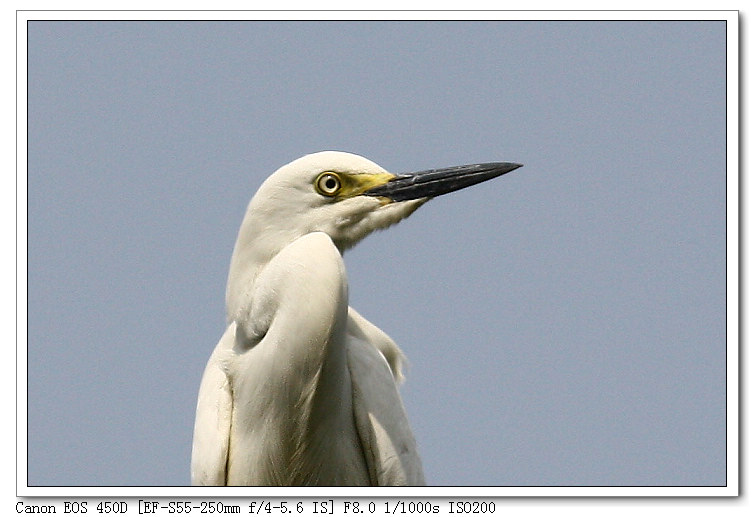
[502,162,523,172]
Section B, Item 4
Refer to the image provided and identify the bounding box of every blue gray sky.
[26,19,727,487]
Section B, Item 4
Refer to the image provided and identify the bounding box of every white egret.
[191,151,521,486]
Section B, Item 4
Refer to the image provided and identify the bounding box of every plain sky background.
[25,19,727,487]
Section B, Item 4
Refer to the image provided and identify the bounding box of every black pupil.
[325,177,337,190]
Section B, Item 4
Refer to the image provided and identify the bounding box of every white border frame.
[16,9,739,499]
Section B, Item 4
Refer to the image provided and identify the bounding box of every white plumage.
[191,151,520,486]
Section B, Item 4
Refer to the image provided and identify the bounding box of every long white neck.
[225,199,301,325]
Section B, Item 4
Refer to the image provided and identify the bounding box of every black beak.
[363,162,522,202]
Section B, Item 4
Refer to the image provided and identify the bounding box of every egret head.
[226,151,521,318]
[244,151,426,253]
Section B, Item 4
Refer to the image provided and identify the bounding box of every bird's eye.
[315,172,342,197]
